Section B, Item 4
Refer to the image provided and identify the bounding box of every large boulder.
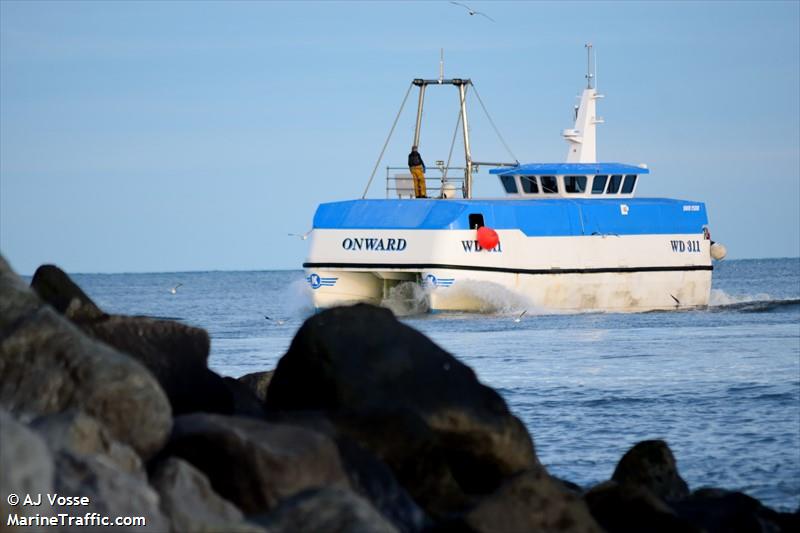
[0,256,172,459]
[165,413,350,514]
[456,468,603,533]
[30,263,237,416]
[265,304,536,516]
[0,410,55,525]
[150,457,266,533]
[611,440,690,502]
[251,487,399,533]
[54,451,170,532]
[30,263,104,321]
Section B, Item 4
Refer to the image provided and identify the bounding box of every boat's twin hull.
[304,229,713,313]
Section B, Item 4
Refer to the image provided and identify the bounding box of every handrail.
[385,167,466,199]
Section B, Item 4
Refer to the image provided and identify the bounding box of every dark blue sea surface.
[70,258,800,511]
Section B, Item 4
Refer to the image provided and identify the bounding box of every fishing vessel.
[302,47,726,312]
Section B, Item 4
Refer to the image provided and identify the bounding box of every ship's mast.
[411,78,474,198]
[562,43,604,163]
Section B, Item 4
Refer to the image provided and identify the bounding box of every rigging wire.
[362,83,414,199]
[470,83,519,165]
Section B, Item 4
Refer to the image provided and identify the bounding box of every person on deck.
[408,146,427,198]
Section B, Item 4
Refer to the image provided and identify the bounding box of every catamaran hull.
[303,229,713,313]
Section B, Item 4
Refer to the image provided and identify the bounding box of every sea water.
[68,258,800,511]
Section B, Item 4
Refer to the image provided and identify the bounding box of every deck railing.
[385,166,467,199]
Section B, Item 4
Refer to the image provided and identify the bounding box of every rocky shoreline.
[1,255,797,532]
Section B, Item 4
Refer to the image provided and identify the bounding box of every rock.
[0,410,55,524]
[54,450,170,532]
[165,413,350,514]
[611,439,690,502]
[328,409,469,517]
[238,370,274,403]
[335,437,429,533]
[0,256,172,459]
[222,377,267,418]
[251,487,399,533]
[30,264,104,321]
[455,468,603,533]
[584,480,700,533]
[31,410,143,476]
[29,263,237,417]
[672,488,800,533]
[265,304,536,516]
[151,457,266,533]
[77,314,233,416]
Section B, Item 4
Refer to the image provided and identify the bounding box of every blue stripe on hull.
[312,198,708,236]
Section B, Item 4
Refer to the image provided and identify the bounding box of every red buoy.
[476,226,499,251]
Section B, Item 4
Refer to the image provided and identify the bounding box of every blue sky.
[1,1,798,274]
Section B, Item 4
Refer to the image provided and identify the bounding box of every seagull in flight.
[450,1,495,22]
[288,230,312,240]
[513,309,527,323]
[170,283,183,295]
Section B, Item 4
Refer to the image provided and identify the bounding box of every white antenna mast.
[563,43,603,163]
[585,42,594,89]
[439,48,444,83]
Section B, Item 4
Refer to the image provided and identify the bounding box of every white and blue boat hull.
[303,198,713,312]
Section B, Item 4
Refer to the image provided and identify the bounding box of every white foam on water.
[381,281,429,316]
[709,289,773,307]
[285,276,315,316]
[440,279,564,315]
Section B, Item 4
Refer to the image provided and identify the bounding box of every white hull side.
[303,229,713,312]
[424,269,711,312]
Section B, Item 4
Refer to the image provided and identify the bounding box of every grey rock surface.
[54,451,170,532]
[252,487,398,533]
[31,410,143,476]
[0,410,55,525]
[238,370,274,403]
[611,439,690,502]
[0,256,172,459]
[166,413,350,514]
[460,468,603,533]
[151,457,267,533]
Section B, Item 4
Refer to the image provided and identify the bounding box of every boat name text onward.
[342,238,407,252]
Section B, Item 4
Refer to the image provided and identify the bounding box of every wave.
[708,290,800,313]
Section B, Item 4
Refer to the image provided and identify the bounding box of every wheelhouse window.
[564,175,587,193]
[621,175,637,194]
[592,175,608,194]
[540,175,558,194]
[607,174,623,194]
[500,175,518,193]
[520,176,538,194]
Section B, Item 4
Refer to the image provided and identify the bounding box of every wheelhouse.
[491,162,649,199]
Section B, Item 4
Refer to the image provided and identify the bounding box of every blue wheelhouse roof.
[490,162,650,175]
